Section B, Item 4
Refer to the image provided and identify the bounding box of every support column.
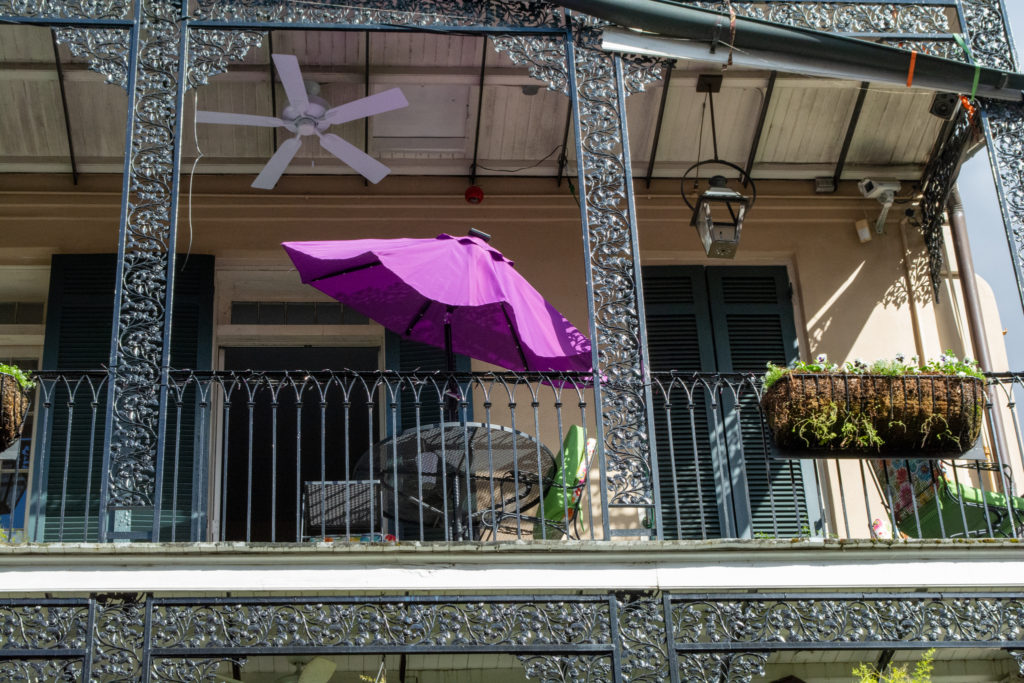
[959,0,1024,312]
[99,0,187,540]
[566,26,665,535]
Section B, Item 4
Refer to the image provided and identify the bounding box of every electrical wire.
[183,91,203,270]
[475,144,563,173]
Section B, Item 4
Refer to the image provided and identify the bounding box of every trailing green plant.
[0,363,35,390]
[852,648,934,682]
[761,352,985,453]
[763,351,984,390]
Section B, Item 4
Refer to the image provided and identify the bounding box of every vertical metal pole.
[98,5,143,543]
[565,27,611,540]
[150,4,190,543]
[613,55,663,539]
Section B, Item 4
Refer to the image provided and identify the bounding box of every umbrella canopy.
[282,233,593,373]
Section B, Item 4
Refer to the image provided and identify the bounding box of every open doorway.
[220,346,379,541]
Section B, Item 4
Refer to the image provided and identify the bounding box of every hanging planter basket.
[761,373,985,458]
[0,372,30,454]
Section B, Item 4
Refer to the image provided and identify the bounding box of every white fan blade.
[318,133,390,184]
[196,110,286,127]
[322,88,409,126]
[273,53,309,111]
[298,657,337,683]
[252,137,302,190]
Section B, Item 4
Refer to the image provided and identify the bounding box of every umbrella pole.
[444,310,458,421]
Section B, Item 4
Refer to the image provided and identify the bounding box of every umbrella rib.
[500,303,529,370]
[404,299,433,337]
[309,259,382,283]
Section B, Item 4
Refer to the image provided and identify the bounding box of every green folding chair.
[871,458,1024,538]
[532,426,595,540]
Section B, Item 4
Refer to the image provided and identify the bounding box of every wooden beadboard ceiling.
[0,25,947,183]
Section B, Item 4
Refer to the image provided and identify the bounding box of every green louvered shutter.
[705,266,819,537]
[384,332,471,435]
[643,266,724,540]
[36,255,214,542]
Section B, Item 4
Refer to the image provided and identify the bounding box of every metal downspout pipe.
[947,186,1012,481]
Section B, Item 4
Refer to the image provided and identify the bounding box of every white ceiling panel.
[757,81,861,164]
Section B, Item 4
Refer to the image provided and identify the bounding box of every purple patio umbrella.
[281,232,593,373]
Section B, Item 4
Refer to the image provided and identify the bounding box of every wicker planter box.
[0,372,30,454]
[761,373,985,458]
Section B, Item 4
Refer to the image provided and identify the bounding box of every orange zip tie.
[906,50,917,87]
[960,95,977,122]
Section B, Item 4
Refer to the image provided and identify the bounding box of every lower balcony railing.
[11,370,1024,544]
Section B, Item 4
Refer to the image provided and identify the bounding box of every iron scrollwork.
[517,655,614,682]
[568,40,654,507]
[194,0,561,29]
[983,100,1024,311]
[0,0,128,19]
[960,0,1016,71]
[677,653,768,683]
[683,2,950,34]
[671,595,1024,645]
[151,600,611,649]
[92,596,145,681]
[617,595,670,682]
[918,110,975,299]
[0,659,81,681]
[152,657,248,682]
[53,28,132,91]
[187,29,265,89]
[103,0,183,513]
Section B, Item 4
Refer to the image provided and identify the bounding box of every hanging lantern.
[681,160,756,260]
[679,77,757,259]
[691,175,750,259]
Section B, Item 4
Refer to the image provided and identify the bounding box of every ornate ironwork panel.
[671,594,1024,646]
[92,596,145,680]
[150,598,612,649]
[961,0,1024,314]
[960,0,1016,71]
[517,655,614,682]
[918,110,976,299]
[193,0,561,29]
[53,28,132,90]
[685,2,951,34]
[617,595,670,682]
[152,657,247,682]
[100,0,184,524]
[187,29,264,89]
[677,653,768,683]
[0,0,129,20]
[983,101,1024,311]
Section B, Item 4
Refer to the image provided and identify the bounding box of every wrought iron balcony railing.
[11,370,1024,544]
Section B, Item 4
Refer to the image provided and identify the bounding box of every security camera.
[858,179,901,235]
[858,179,901,200]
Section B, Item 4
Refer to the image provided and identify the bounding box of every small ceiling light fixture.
[681,75,756,259]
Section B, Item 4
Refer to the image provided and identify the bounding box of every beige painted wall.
[0,172,1018,539]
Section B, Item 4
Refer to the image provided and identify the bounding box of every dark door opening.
[221,347,379,541]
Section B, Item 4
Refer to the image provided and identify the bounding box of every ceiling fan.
[197,53,409,189]
[216,656,337,683]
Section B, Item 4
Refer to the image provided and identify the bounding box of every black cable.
[475,144,563,173]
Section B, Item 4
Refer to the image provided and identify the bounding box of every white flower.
[815,354,828,363]
[957,371,967,377]
[894,352,905,363]
[963,356,975,365]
